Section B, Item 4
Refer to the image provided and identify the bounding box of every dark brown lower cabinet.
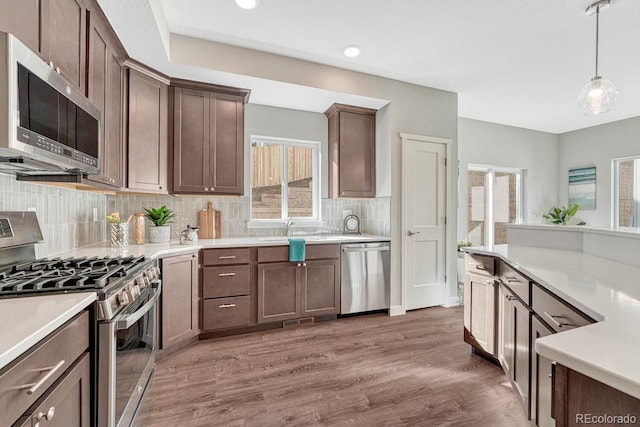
[160,252,199,350]
[531,315,555,427]
[16,353,91,427]
[552,364,640,427]
[257,245,340,324]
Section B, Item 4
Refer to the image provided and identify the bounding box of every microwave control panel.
[16,126,98,168]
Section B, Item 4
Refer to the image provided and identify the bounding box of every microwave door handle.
[115,281,161,330]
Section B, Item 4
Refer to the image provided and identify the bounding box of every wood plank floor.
[135,307,529,427]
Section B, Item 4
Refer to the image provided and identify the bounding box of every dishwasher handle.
[342,246,390,253]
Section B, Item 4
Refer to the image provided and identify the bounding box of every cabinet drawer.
[258,244,340,263]
[202,248,250,266]
[532,283,594,333]
[0,311,89,427]
[465,254,495,276]
[202,296,250,330]
[499,260,529,303]
[202,265,250,298]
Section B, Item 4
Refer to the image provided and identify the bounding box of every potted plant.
[143,205,175,243]
[542,203,585,225]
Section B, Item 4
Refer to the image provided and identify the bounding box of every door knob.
[407,230,420,236]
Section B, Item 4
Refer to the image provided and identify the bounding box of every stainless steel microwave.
[0,32,101,175]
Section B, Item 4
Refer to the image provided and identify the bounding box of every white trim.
[442,296,461,308]
[389,305,405,316]
[251,134,321,147]
[400,133,452,145]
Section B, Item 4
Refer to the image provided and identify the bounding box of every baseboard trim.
[389,305,405,316]
[442,296,461,307]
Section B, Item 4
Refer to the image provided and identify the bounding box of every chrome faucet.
[285,217,295,236]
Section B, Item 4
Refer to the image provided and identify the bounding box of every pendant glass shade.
[578,76,617,116]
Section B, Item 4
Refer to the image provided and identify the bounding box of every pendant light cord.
[595,5,600,77]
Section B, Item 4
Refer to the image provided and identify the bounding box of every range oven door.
[98,282,161,427]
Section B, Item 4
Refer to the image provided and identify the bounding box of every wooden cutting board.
[198,202,220,239]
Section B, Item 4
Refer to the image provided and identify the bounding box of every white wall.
[170,35,459,311]
[558,116,640,226]
[458,118,559,240]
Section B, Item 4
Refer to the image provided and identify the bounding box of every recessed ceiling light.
[235,0,258,9]
[343,45,361,58]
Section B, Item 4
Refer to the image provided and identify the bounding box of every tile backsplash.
[0,174,107,257]
[109,194,391,239]
[0,171,389,258]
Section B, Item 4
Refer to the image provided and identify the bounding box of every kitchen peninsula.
[464,223,640,425]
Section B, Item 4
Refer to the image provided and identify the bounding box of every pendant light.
[577,0,617,116]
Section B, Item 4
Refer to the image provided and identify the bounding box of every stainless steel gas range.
[0,211,161,427]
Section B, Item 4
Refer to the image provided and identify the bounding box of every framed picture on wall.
[568,166,596,210]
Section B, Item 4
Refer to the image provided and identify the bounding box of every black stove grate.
[0,255,149,297]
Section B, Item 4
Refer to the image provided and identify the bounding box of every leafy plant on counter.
[542,203,584,225]
[457,241,473,251]
[143,206,175,227]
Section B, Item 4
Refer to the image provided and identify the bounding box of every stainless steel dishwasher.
[341,242,390,314]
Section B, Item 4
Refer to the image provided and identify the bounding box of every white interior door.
[402,136,447,310]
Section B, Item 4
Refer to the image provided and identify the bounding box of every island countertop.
[464,244,640,400]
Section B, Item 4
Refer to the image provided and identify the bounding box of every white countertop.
[0,292,96,370]
[465,244,640,399]
[52,234,391,260]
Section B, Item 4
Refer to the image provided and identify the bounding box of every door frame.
[399,133,454,314]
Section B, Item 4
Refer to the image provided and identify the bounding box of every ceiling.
[99,0,640,134]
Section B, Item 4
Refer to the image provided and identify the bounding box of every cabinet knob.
[37,407,55,421]
[297,263,301,267]
[204,187,209,191]
[48,60,54,68]
[55,66,60,74]
[303,263,307,267]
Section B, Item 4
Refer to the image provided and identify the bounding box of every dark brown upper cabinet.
[126,63,169,193]
[324,103,377,198]
[0,0,41,55]
[86,5,127,188]
[171,80,250,195]
[0,0,87,93]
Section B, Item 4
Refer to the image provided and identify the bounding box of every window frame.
[467,164,525,246]
[612,156,640,228]
[248,135,322,226]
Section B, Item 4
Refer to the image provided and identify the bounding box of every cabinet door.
[87,16,124,187]
[302,259,340,317]
[0,0,41,55]
[532,315,555,427]
[128,69,168,192]
[17,353,91,427]
[160,253,199,349]
[338,111,375,197]
[209,95,243,194]
[41,0,86,93]
[466,272,497,355]
[257,262,300,324]
[173,87,210,193]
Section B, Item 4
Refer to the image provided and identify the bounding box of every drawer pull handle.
[37,406,56,421]
[505,276,521,283]
[20,360,65,395]
[219,303,236,308]
[218,256,237,259]
[543,312,576,329]
[218,272,236,277]
[474,264,486,270]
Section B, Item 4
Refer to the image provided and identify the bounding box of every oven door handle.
[115,281,161,331]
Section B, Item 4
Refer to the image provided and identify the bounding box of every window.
[613,157,640,228]
[467,165,524,246]
[250,135,320,221]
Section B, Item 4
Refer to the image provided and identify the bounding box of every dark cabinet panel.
[127,68,168,192]
[302,259,340,317]
[531,315,554,427]
[325,103,376,198]
[86,8,125,188]
[172,82,248,195]
[160,253,199,350]
[257,262,300,324]
[41,0,87,93]
[0,0,41,54]
[202,296,250,330]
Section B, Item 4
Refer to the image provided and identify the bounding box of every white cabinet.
[463,254,498,358]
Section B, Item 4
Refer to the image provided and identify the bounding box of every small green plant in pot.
[542,203,585,225]
[143,206,175,243]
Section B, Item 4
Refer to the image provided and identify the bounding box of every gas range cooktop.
[0,255,150,298]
